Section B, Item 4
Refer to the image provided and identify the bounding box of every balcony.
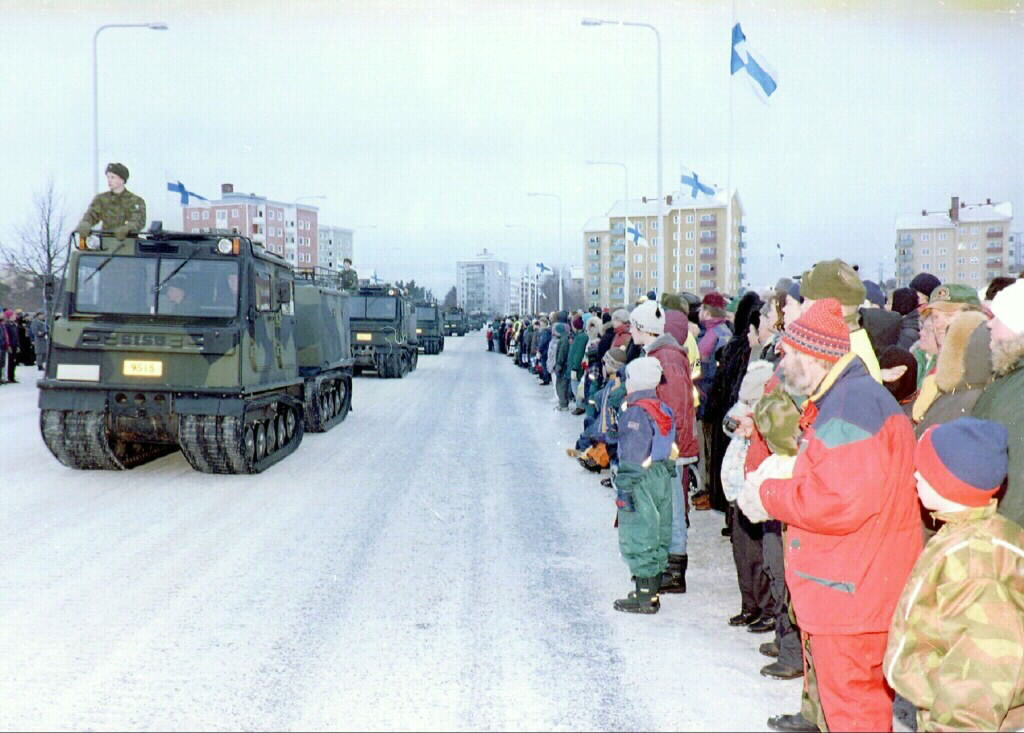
[987,229,1004,239]
[700,217,717,228]
[987,258,1003,268]
[699,233,717,244]
[739,239,747,250]
[700,252,717,262]
[898,234,913,244]
[611,242,625,253]
[611,273,625,283]
[588,264,600,273]
[588,236,601,245]
[987,244,1003,254]
[588,253,600,261]
[899,266,914,276]
[1010,263,1020,273]
[739,256,747,265]
[611,257,625,267]
[899,252,914,262]
[739,224,746,233]
[611,223,625,234]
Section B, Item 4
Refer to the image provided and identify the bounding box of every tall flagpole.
[726,0,737,293]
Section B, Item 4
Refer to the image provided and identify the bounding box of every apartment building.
[1009,231,1022,276]
[181,183,320,268]
[895,196,1014,288]
[508,268,538,315]
[456,249,510,314]
[318,226,354,271]
[582,192,745,308]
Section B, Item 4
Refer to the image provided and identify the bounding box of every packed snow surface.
[1,335,812,731]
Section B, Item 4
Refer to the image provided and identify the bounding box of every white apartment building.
[318,226,354,272]
[456,249,510,315]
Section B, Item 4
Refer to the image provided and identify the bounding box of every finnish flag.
[166,180,208,206]
[626,221,649,248]
[731,23,778,101]
[536,262,552,274]
[680,166,717,200]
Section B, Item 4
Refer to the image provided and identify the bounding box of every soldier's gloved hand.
[114,224,131,240]
[615,486,636,512]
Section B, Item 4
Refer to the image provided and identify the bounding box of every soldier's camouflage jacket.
[339,268,358,290]
[884,499,1024,732]
[77,189,146,235]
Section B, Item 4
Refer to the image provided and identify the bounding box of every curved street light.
[93,22,168,192]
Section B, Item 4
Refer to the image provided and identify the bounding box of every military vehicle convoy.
[349,284,419,378]
[443,307,467,337]
[38,230,354,475]
[414,303,444,354]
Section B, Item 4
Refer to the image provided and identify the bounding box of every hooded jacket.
[644,332,698,460]
[896,309,921,350]
[915,313,991,436]
[884,501,1024,732]
[760,354,922,634]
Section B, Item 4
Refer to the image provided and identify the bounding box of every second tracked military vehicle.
[349,284,419,378]
[414,303,444,354]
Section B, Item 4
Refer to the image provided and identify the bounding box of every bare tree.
[442,286,457,309]
[0,178,69,314]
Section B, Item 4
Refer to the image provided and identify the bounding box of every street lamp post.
[582,17,663,298]
[93,22,168,193]
[586,160,629,306]
[527,192,563,311]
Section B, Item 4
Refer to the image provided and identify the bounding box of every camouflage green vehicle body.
[38,231,353,474]
[443,307,467,337]
[415,303,444,355]
[349,284,419,378]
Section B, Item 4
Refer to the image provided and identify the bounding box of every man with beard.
[743,298,922,732]
[972,280,1024,527]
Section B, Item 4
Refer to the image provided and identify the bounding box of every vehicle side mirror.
[276,280,292,305]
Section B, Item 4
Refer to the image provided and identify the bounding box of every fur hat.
[626,356,663,393]
[105,162,129,182]
[909,272,941,298]
[800,259,866,306]
[611,308,630,325]
[990,280,1024,335]
[934,311,991,392]
[782,298,850,363]
[891,287,919,316]
[630,300,665,336]
[916,418,1008,507]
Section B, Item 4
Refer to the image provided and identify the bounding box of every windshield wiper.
[153,249,201,293]
[79,239,131,286]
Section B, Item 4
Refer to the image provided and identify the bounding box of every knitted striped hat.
[916,418,1008,507]
[782,298,849,363]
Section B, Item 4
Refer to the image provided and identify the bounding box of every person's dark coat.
[705,292,763,511]
[860,307,903,354]
[596,320,616,363]
[896,310,921,350]
[915,312,991,436]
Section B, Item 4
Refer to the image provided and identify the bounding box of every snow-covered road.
[0,334,802,731]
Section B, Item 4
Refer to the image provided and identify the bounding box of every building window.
[650,255,657,263]
[957,257,966,265]
[686,248,695,256]
[232,208,239,218]
[634,271,643,279]
[938,262,947,272]
[686,264,695,273]
[938,231,948,241]
[921,263,930,271]
[651,271,657,278]
[970,257,979,264]
[970,271,979,280]
[971,242,979,250]
[671,248,678,256]
[686,214,694,224]
[634,254,643,263]
[920,248,930,256]
[921,232,931,241]
[651,220,658,231]
[673,231,680,241]
[673,215,680,224]
[686,231,694,241]
[202,210,210,220]
[672,265,678,273]
[190,211,200,221]
[634,287,643,296]
[686,279,695,288]
[937,248,947,255]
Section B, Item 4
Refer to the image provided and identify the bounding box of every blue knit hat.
[863,280,885,307]
[916,418,1009,506]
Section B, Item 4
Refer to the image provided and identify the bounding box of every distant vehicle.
[468,312,488,331]
[415,303,444,354]
[39,230,353,474]
[443,307,467,337]
[349,284,419,377]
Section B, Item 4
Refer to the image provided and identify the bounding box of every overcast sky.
[2,0,1021,297]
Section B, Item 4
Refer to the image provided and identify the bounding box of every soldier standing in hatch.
[76,162,147,240]
[339,258,358,291]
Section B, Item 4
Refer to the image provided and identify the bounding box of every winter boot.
[659,554,687,594]
[613,575,661,614]
[766,713,818,732]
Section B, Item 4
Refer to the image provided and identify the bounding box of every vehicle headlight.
[416,328,422,334]
[216,238,233,255]
[86,234,102,250]
[356,333,373,342]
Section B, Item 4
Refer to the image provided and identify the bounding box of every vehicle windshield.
[75,254,239,317]
[415,307,436,321]
[350,296,397,320]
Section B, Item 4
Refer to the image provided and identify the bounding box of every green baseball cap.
[799,259,865,306]
[923,283,981,314]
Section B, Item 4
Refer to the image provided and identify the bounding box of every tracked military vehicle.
[415,303,444,355]
[443,307,467,337]
[349,284,419,378]
[38,229,353,475]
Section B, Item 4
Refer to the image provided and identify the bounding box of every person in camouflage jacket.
[76,162,146,240]
[885,418,1024,732]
